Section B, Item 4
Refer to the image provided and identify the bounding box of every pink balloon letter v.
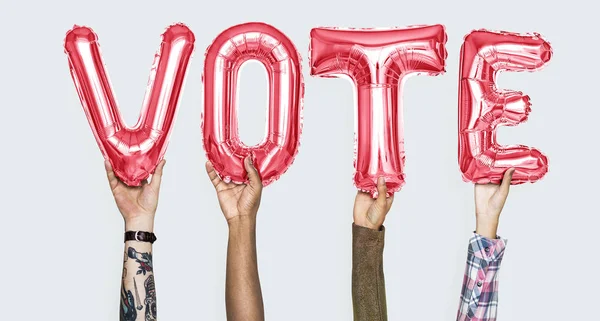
[64,24,195,186]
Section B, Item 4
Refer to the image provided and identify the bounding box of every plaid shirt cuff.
[457,233,507,321]
[469,233,507,263]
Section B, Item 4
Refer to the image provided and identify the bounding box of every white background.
[0,0,597,320]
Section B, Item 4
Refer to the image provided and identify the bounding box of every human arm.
[352,178,394,321]
[104,160,165,321]
[206,157,264,321]
[456,168,514,321]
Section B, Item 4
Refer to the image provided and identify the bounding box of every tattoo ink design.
[144,275,157,321]
[128,247,153,275]
[134,278,144,310]
[120,284,137,321]
[123,252,128,279]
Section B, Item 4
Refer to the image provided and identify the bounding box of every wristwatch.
[124,231,157,244]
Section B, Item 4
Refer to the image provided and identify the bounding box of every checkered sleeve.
[456,233,507,321]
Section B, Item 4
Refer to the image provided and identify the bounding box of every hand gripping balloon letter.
[64,24,195,186]
[458,30,552,184]
[310,25,447,195]
[203,22,304,186]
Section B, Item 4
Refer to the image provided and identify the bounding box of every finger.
[104,160,119,190]
[244,156,262,190]
[375,177,388,207]
[205,161,222,188]
[150,159,166,191]
[499,168,515,197]
[356,190,370,199]
[386,193,395,211]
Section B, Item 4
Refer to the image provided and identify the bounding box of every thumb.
[375,177,388,207]
[499,168,515,197]
[244,156,262,189]
[366,177,389,228]
[150,159,167,191]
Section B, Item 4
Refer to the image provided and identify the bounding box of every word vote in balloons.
[65,23,552,195]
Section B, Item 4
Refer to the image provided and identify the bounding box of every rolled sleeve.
[457,233,507,321]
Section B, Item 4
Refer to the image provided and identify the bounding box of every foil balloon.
[64,24,195,186]
[203,22,303,186]
[310,25,447,195]
[458,30,552,184]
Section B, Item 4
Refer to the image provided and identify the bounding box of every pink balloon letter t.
[310,25,447,195]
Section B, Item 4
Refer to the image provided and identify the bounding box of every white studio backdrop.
[0,0,596,320]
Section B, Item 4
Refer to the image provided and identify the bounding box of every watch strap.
[124,231,157,244]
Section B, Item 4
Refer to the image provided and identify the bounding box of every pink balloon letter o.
[203,22,304,186]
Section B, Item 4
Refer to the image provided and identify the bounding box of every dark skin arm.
[206,157,264,321]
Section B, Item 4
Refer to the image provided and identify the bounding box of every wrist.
[125,216,155,232]
[475,216,499,239]
[354,220,381,231]
[354,214,383,230]
[227,215,257,230]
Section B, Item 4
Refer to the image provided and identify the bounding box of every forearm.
[475,217,499,240]
[226,216,264,321]
[120,220,156,321]
[352,223,387,321]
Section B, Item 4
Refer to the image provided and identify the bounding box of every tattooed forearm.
[120,285,137,321]
[121,246,155,321]
[134,278,144,310]
[144,275,157,321]
[121,255,137,321]
[128,247,153,275]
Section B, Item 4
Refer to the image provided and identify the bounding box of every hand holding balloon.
[474,168,515,239]
[205,156,263,223]
[105,159,166,231]
[353,177,395,230]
